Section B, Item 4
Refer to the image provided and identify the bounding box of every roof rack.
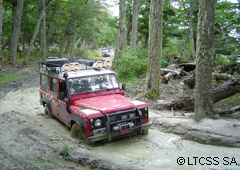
[39,58,112,75]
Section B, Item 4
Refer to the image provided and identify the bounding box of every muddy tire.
[44,106,53,118]
[140,129,149,135]
[71,123,91,145]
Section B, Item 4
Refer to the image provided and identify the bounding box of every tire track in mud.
[0,111,139,170]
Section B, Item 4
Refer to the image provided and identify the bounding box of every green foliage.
[60,145,71,157]
[72,47,89,58]
[114,48,148,82]
[215,1,240,57]
[2,49,43,65]
[214,54,230,66]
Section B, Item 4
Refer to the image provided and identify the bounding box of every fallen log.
[157,96,194,111]
[158,79,240,111]
[215,106,240,116]
[213,79,240,103]
[162,68,183,82]
[214,63,240,74]
[183,72,240,88]
[213,73,240,81]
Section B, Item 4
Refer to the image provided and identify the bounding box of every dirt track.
[1,66,240,170]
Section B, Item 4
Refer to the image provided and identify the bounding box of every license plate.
[120,128,132,134]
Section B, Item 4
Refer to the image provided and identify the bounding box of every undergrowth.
[60,145,71,157]
[0,72,24,84]
[114,48,148,82]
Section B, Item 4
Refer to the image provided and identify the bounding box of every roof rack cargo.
[40,57,69,67]
[39,57,112,75]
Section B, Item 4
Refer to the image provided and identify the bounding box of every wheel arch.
[71,116,86,135]
[43,99,52,113]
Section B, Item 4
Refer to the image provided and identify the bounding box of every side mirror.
[121,83,126,91]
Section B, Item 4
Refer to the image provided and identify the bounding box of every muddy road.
[0,68,240,170]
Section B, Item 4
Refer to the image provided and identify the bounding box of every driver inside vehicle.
[68,74,119,94]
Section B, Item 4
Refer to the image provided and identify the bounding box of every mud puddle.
[0,87,240,169]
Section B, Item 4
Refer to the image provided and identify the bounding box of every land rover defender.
[39,58,151,143]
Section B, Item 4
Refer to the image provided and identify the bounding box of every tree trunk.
[119,0,127,52]
[126,22,132,41]
[189,1,196,61]
[8,0,23,64]
[64,34,72,54]
[46,7,56,55]
[59,23,70,58]
[40,0,47,59]
[0,0,2,62]
[144,0,164,98]
[114,28,120,60]
[130,0,140,50]
[24,0,53,64]
[194,0,215,119]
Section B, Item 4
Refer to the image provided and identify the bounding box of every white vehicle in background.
[101,48,114,57]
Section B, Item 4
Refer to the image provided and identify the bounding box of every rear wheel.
[71,123,91,145]
[44,106,53,118]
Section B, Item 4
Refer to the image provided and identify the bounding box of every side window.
[41,74,49,89]
[51,78,57,93]
[59,80,66,100]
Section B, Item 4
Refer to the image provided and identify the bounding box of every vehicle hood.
[72,94,135,114]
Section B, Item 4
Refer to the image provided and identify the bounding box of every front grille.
[108,109,137,123]
[106,109,141,132]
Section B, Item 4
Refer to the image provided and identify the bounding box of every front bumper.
[88,121,152,143]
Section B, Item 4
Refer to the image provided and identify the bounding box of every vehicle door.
[58,80,70,126]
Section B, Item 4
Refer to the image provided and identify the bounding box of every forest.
[0,0,240,169]
[0,0,239,120]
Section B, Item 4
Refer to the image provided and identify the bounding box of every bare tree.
[46,7,56,55]
[40,0,47,59]
[59,23,73,58]
[119,0,127,52]
[24,0,53,64]
[194,0,215,120]
[144,0,164,98]
[130,0,140,50]
[8,0,24,64]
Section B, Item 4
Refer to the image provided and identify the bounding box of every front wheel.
[139,129,149,135]
[71,123,91,145]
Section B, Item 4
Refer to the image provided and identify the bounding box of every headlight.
[95,119,102,127]
[138,110,142,116]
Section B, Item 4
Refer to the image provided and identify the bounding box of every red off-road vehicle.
[39,58,151,143]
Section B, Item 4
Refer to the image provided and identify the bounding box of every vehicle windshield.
[68,74,119,94]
